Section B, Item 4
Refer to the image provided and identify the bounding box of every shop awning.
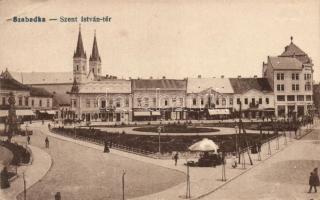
[134,111,151,116]
[151,111,161,116]
[39,110,46,113]
[0,110,8,117]
[208,109,230,115]
[0,110,35,117]
[46,110,56,115]
[17,110,35,116]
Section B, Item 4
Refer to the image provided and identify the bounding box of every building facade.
[131,79,187,121]
[186,77,234,120]
[230,77,274,119]
[263,37,314,118]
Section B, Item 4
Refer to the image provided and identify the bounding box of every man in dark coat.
[309,170,319,193]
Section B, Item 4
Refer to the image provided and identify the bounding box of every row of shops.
[0,109,57,123]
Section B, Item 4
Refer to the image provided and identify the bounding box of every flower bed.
[133,124,219,133]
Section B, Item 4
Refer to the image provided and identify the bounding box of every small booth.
[188,138,222,167]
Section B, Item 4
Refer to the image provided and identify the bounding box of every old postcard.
[0,0,319,199]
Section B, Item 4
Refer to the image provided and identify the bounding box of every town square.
[0,0,320,200]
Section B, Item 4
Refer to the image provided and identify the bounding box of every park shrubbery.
[52,127,275,154]
[0,141,31,165]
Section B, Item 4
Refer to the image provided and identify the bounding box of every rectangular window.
[86,99,90,108]
[31,99,34,106]
[277,73,284,80]
[164,99,168,106]
[192,98,197,106]
[200,98,204,105]
[47,99,50,107]
[305,82,311,91]
[116,98,121,107]
[137,98,142,107]
[251,98,255,104]
[277,84,284,91]
[125,98,129,107]
[179,98,184,107]
[258,98,262,104]
[222,98,226,106]
[2,97,5,105]
[101,100,106,108]
[292,84,299,91]
[292,73,299,80]
[144,98,149,107]
[18,97,23,106]
[39,99,42,107]
[237,98,241,105]
[287,95,295,101]
[244,98,248,105]
[216,98,219,105]
[306,95,312,101]
[152,98,156,107]
[229,98,233,105]
[297,95,304,101]
[277,95,285,101]
[25,97,29,106]
[266,98,269,104]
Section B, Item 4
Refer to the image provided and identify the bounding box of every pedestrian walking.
[27,135,30,145]
[173,152,179,166]
[309,172,317,193]
[231,153,237,168]
[48,123,51,130]
[45,137,49,148]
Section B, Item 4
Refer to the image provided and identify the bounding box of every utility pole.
[186,165,191,198]
[122,170,126,200]
[23,172,26,200]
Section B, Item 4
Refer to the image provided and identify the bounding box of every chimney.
[221,75,224,79]
[162,76,166,79]
[198,75,201,79]
[238,75,241,79]
[254,75,257,78]
[129,77,131,80]
[150,76,153,79]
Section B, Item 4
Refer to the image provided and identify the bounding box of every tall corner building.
[263,37,314,118]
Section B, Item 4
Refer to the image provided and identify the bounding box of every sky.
[0,0,319,80]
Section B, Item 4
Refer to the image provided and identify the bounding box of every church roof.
[89,31,101,62]
[10,71,73,84]
[73,26,87,59]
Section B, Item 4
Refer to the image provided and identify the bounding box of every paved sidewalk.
[0,145,52,200]
[30,121,301,200]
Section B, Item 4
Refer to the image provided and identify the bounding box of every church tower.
[89,30,102,77]
[73,25,87,83]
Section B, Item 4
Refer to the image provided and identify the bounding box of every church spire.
[89,30,101,62]
[73,24,87,59]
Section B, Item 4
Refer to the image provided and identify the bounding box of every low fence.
[51,130,157,158]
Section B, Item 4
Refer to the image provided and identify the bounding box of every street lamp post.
[158,126,161,158]
[122,170,126,200]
